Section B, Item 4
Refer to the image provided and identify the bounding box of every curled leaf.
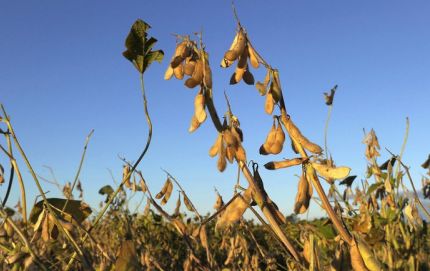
[311,162,351,180]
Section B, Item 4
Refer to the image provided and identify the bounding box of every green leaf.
[144,37,158,54]
[122,19,163,74]
[29,198,92,224]
[98,185,114,196]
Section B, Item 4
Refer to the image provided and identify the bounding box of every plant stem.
[65,72,153,270]
[324,105,333,159]
[281,111,353,246]
[204,90,300,261]
[62,129,94,212]
[0,105,89,267]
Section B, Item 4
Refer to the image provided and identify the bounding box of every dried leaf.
[311,162,351,180]
[324,85,337,106]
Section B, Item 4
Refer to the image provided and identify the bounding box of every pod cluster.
[221,28,259,85]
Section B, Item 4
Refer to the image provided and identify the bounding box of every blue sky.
[1,1,429,219]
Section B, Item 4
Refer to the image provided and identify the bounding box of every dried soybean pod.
[214,191,224,210]
[173,63,184,80]
[203,55,213,88]
[350,239,368,271]
[235,145,247,162]
[171,219,187,235]
[265,91,275,115]
[143,198,150,216]
[269,122,286,154]
[173,193,181,217]
[182,192,194,212]
[256,68,271,95]
[188,115,201,133]
[184,57,196,76]
[185,58,203,88]
[216,188,252,229]
[123,165,132,188]
[223,129,239,149]
[217,143,227,172]
[259,122,277,155]
[311,162,351,180]
[194,92,207,123]
[294,174,311,214]
[160,180,173,205]
[242,68,255,85]
[155,178,172,199]
[231,126,243,142]
[247,43,259,68]
[285,117,323,154]
[139,177,147,193]
[231,49,249,84]
[199,225,209,250]
[224,28,246,62]
[209,134,222,157]
[356,237,384,271]
[170,41,188,68]
[209,134,223,157]
[264,158,305,170]
[164,65,174,80]
[225,146,235,164]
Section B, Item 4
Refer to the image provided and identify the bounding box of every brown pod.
[217,146,227,172]
[123,165,132,188]
[231,126,243,142]
[171,41,190,68]
[242,69,255,85]
[269,123,285,154]
[214,192,224,210]
[216,188,252,229]
[259,122,277,155]
[264,158,304,170]
[164,65,174,80]
[269,142,283,155]
[224,29,246,62]
[225,146,235,163]
[184,57,196,76]
[156,178,172,199]
[184,59,203,88]
[194,93,206,123]
[231,49,249,84]
[293,175,311,214]
[171,56,185,69]
[160,180,173,206]
[223,129,239,149]
[235,145,247,162]
[188,115,201,133]
[173,63,184,80]
[209,134,222,157]
[247,43,259,68]
[285,118,323,154]
[265,91,275,115]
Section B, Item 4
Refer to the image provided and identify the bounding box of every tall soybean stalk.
[65,19,164,270]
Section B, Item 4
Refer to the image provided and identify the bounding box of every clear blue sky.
[1,1,429,219]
